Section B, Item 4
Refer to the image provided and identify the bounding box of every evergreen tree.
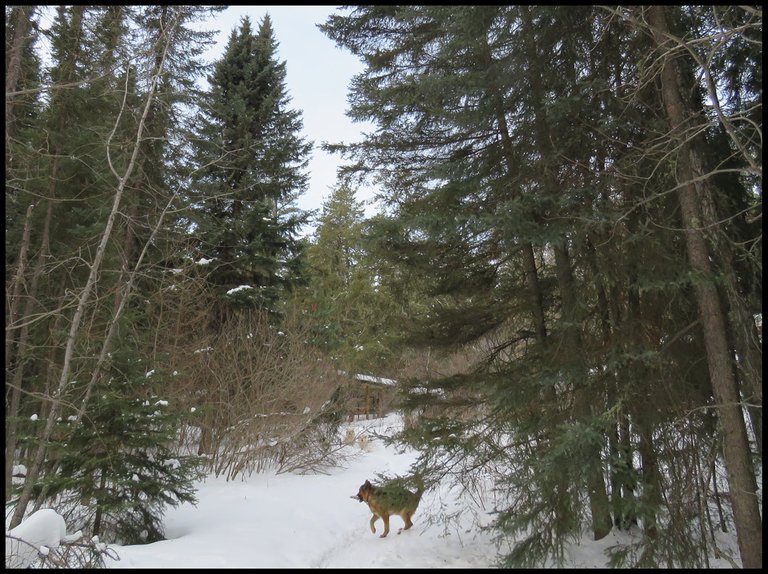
[191,14,311,322]
[32,353,201,544]
[321,5,761,567]
[6,5,222,527]
[300,181,396,372]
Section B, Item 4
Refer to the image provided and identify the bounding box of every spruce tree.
[321,5,761,567]
[300,181,396,372]
[33,353,201,544]
[191,14,311,322]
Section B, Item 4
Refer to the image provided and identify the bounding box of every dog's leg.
[380,514,390,538]
[397,512,412,534]
[369,514,378,534]
[403,511,413,530]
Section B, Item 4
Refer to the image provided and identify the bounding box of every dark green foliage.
[321,5,761,568]
[191,14,311,318]
[297,181,400,372]
[34,354,202,544]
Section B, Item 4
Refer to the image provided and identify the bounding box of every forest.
[5,5,762,568]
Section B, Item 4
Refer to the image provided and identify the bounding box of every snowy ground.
[103,413,505,568]
[8,412,742,568]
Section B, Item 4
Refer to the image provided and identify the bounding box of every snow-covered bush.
[5,508,116,568]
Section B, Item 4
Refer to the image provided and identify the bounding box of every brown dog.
[351,479,423,538]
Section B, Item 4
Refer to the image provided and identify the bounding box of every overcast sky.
[195,6,377,227]
[34,6,371,232]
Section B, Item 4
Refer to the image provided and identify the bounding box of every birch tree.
[9,9,179,529]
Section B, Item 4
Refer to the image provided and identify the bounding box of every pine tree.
[32,353,201,544]
[191,14,311,322]
[321,5,762,567]
[299,181,396,372]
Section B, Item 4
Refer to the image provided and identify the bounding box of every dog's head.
[350,479,373,503]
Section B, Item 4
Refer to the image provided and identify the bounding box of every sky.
[194,6,377,228]
[31,6,374,233]
[7,412,742,568]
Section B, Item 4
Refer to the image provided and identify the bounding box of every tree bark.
[647,6,762,568]
[5,5,34,148]
[9,14,176,528]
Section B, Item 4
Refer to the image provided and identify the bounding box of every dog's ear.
[364,480,371,486]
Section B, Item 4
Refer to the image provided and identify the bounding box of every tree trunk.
[7,166,56,503]
[633,410,663,538]
[9,15,176,528]
[5,204,34,370]
[5,5,34,148]
[554,242,613,540]
[5,203,34,499]
[93,468,108,538]
[647,6,762,568]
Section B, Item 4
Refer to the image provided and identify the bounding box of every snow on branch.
[5,509,118,568]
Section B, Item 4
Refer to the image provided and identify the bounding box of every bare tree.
[9,12,179,529]
[185,308,345,480]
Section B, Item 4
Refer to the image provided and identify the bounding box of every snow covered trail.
[103,414,500,568]
[9,412,741,568]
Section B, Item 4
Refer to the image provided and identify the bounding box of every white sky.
[195,6,377,225]
[33,6,376,231]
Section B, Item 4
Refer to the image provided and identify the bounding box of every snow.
[226,285,255,295]
[101,413,505,568]
[6,509,67,568]
[6,412,742,568]
[336,370,398,386]
[354,373,397,386]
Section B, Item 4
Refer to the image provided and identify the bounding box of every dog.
[351,478,424,538]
